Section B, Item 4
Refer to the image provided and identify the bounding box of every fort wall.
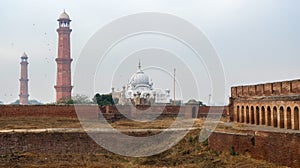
[208,131,300,167]
[0,131,104,155]
[0,105,98,119]
[0,105,228,120]
[0,129,299,167]
[231,79,300,98]
[229,79,300,130]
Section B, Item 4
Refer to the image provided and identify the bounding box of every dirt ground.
[0,117,286,168]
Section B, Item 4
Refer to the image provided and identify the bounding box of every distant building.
[112,61,171,105]
[19,52,29,105]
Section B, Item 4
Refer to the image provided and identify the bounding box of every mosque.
[19,10,173,105]
[112,61,171,105]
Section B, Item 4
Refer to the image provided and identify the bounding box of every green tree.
[199,101,205,106]
[93,93,115,106]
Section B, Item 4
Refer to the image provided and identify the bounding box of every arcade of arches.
[230,79,300,130]
[233,104,299,130]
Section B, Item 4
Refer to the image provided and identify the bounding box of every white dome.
[59,11,70,20]
[128,61,153,89]
[129,70,151,86]
[126,61,155,99]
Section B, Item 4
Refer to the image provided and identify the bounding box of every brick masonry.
[0,105,228,120]
[0,127,299,167]
[0,105,78,118]
[0,131,106,155]
[229,79,300,130]
[54,12,73,102]
[208,131,300,167]
[0,105,298,167]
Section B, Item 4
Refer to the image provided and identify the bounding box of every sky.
[0,0,299,104]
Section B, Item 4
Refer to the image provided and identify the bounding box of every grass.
[0,117,199,129]
[0,117,81,129]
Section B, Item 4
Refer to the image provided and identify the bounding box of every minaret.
[173,68,176,105]
[54,10,73,102]
[19,52,29,105]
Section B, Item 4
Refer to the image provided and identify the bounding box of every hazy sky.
[0,0,299,104]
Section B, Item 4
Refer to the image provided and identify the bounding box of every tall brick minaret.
[19,52,29,105]
[54,10,73,102]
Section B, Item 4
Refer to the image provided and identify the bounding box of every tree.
[10,100,20,105]
[28,99,43,105]
[93,93,115,106]
[67,94,93,104]
[0,101,3,105]
[199,101,205,106]
[10,99,43,105]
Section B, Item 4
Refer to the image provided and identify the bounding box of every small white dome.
[59,11,70,20]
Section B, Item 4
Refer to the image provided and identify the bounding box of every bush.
[189,136,193,144]
[202,139,208,146]
[230,146,236,156]
[93,93,115,106]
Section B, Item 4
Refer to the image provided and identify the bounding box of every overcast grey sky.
[0,0,299,104]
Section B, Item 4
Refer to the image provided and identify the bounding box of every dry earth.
[0,117,286,168]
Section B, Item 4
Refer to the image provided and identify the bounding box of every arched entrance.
[261,106,266,125]
[192,106,197,118]
[241,106,245,123]
[237,106,240,122]
[279,107,284,128]
[294,107,299,130]
[287,107,292,129]
[251,106,255,124]
[273,107,278,127]
[267,106,271,126]
[256,106,260,125]
[246,106,250,123]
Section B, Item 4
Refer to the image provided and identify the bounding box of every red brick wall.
[242,86,249,97]
[231,87,237,97]
[103,105,228,118]
[292,80,300,94]
[0,132,106,155]
[231,79,300,98]
[208,131,300,167]
[282,81,292,94]
[103,105,181,114]
[272,82,281,95]
[208,131,253,154]
[264,83,273,96]
[2,129,298,167]
[249,85,256,96]
[0,105,229,121]
[256,84,264,96]
[198,106,228,117]
[0,105,100,119]
[0,105,78,118]
[237,86,243,97]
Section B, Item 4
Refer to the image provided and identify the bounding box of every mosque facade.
[112,61,171,105]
